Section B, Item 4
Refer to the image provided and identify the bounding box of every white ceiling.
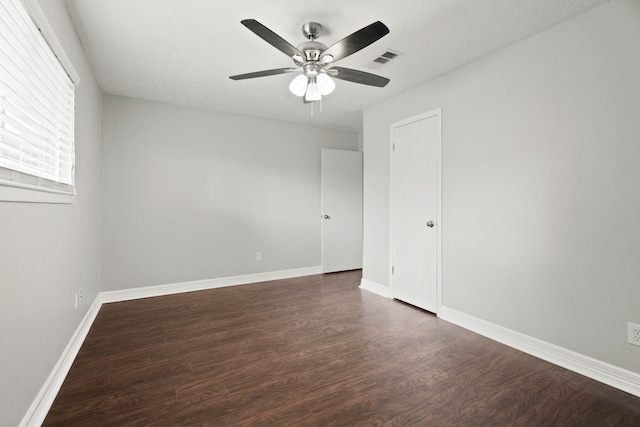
[64,0,609,131]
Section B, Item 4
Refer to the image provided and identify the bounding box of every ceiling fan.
[229,19,390,103]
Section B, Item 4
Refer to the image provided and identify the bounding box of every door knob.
[426,221,435,227]
[323,215,331,219]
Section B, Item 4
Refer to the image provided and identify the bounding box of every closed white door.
[321,149,363,273]
[390,110,441,313]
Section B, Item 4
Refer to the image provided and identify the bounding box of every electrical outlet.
[256,252,262,262]
[78,289,83,307]
[629,323,640,347]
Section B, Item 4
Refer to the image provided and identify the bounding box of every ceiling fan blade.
[329,67,390,87]
[229,68,299,80]
[320,21,389,63]
[241,19,303,59]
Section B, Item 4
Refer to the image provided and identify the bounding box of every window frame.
[0,0,80,204]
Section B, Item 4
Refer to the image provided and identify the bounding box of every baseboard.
[100,265,323,304]
[359,278,392,298]
[20,298,102,427]
[439,306,640,397]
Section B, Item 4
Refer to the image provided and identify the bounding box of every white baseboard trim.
[20,298,102,427]
[359,278,392,298]
[21,265,322,426]
[439,306,640,397]
[100,265,323,304]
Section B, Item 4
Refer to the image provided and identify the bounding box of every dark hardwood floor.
[44,270,639,426]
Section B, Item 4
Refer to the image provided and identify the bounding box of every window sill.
[0,185,74,204]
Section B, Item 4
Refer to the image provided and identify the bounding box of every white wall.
[101,96,358,291]
[0,1,103,426]
[363,0,640,373]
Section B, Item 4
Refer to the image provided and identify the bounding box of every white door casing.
[321,149,363,273]
[390,109,442,313]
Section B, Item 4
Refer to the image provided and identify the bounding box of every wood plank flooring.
[44,270,639,426]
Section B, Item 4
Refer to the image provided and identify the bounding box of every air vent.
[367,49,404,70]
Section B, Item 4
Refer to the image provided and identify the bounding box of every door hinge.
[392,265,395,274]
[392,143,395,151]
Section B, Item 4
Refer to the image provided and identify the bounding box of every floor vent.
[367,49,404,70]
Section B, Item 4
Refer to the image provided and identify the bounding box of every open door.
[321,149,363,273]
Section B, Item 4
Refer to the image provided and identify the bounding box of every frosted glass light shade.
[317,73,335,95]
[304,80,322,102]
[289,74,307,96]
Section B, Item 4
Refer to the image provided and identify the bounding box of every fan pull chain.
[309,100,323,118]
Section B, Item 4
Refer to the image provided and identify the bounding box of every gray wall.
[363,0,640,373]
[0,1,103,425]
[101,96,358,291]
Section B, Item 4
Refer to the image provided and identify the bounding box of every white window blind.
[0,0,75,196]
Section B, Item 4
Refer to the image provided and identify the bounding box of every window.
[0,0,78,203]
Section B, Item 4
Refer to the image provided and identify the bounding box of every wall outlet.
[74,289,83,310]
[629,322,640,347]
[256,252,262,262]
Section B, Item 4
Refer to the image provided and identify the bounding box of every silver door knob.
[426,221,435,227]
[323,215,331,219]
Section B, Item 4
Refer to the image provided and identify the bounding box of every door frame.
[389,108,443,314]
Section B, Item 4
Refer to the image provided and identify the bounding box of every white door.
[390,110,441,313]
[321,149,363,273]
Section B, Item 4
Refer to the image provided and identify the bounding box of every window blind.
[0,0,75,194]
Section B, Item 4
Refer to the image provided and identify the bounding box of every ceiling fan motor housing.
[297,40,327,62]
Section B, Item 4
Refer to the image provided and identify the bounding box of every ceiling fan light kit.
[229,19,390,107]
